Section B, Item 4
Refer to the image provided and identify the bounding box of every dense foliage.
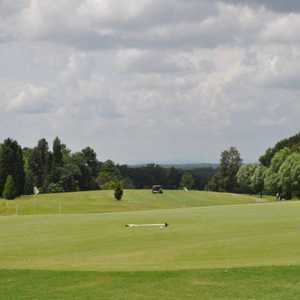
[3,175,17,200]
[207,133,300,200]
[5,131,299,199]
[0,137,216,198]
[207,147,242,193]
[259,132,300,167]
[0,139,25,197]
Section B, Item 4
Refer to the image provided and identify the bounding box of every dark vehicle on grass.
[152,185,163,194]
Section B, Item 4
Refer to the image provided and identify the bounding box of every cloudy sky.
[0,0,299,164]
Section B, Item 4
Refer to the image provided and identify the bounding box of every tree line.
[207,132,300,200]
[0,137,216,199]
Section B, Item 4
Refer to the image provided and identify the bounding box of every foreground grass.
[1,266,300,300]
[0,201,299,271]
[0,190,270,216]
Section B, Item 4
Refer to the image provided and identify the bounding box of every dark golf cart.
[152,185,163,194]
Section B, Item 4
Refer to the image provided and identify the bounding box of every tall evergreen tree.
[52,137,63,168]
[28,139,51,190]
[51,137,64,184]
[0,139,25,196]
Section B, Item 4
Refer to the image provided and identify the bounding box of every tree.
[278,153,300,199]
[29,138,51,190]
[263,148,292,196]
[3,175,17,200]
[180,172,194,190]
[237,164,257,194]
[264,168,280,195]
[47,182,64,193]
[166,167,182,189]
[259,132,300,167]
[207,147,242,192]
[24,170,34,195]
[114,182,123,200]
[0,139,25,196]
[269,148,291,173]
[251,165,266,195]
[259,148,273,167]
[97,160,121,189]
[82,147,100,177]
[120,177,135,189]
[70,152,97,190]
[51,137,64,184]
[59,163,81,192]
[52,137,63,168]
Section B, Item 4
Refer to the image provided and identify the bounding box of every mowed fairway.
[2,191,300,299]
[0,190,267,216]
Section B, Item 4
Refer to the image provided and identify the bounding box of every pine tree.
[51,137,63,184]
[29,139,51,189]
[3,175,17,200]
[114,182,123,201]
[0,139,25,196]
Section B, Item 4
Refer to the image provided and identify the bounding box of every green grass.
[0,201,299,272]
[1,190,297,299]
[0,190,270,216]
[1,266,300,300]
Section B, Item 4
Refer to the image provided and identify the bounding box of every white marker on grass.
[125,223,169,229]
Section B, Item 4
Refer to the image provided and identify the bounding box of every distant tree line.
[207,132,300,200]
[0,137,216,199]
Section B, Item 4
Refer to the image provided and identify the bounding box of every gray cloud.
[222,0,300,12]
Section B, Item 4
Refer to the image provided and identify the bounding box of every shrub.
[47,182,64,193]
[114,182,123,201]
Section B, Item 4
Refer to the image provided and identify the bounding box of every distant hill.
[159,163,219,170]
[130,163,218,170]
[260,132,300,166]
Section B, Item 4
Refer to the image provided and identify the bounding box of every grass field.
[0,190,269,216]
[2,266,300,300]
[3,190,300,299]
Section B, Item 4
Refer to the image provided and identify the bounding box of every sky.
[0,0,300,164]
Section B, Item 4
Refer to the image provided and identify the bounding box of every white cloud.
[0,0,299,163]
[7,84,53,114]
[260,13,300,44]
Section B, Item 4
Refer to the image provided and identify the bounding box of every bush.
[101,180,119,190]
[3,175,17,200]
[114,182,123,201]
[47,182,64,193]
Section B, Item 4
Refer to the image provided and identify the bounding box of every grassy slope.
[1,267,300,300]
[0,190,269,216]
